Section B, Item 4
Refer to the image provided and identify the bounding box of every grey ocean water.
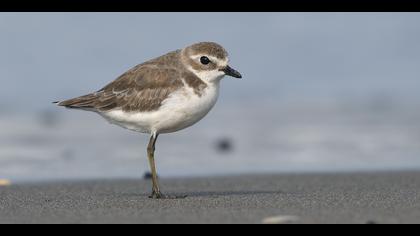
[1,13,420,182]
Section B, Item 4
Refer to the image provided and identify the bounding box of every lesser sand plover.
[55,42,242,199]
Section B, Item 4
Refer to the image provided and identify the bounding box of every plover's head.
[181,42,242,83]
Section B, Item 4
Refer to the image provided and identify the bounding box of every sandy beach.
[0,171,419,224]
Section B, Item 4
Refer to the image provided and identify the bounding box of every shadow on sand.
[118,190,284,199]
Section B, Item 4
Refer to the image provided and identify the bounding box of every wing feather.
[58,63,184,112]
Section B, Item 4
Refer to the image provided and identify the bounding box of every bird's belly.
[101,85,219,134]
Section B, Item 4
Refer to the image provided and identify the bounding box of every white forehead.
[190,54,229,67]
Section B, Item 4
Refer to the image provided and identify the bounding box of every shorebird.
[55,42,242,199]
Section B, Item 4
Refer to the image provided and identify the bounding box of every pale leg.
[147,133,187,199]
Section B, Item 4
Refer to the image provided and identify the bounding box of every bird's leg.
[146,133,187,200]
[147,133,162,198]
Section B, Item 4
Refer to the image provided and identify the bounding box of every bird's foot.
[149,191,187,199]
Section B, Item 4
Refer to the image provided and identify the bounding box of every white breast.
[101,82,220,134]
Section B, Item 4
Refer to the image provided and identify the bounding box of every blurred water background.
[1,13,420,182]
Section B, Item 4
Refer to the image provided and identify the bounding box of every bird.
[55,42,242,199]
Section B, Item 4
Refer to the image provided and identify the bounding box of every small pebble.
[0,179,11,187]
[262,215,299,224]
[216,138,234,153]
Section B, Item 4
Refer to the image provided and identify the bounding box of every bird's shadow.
[182,190,284,198]
[120,190,284,199]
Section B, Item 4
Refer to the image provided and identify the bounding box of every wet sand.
[1,171,419,224]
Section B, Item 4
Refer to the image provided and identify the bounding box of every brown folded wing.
[58,64,184,113]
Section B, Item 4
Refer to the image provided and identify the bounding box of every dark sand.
[1,171,420,224]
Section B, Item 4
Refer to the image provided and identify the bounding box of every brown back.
[58,50,206,112]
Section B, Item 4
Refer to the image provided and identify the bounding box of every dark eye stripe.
[200,56,211,65]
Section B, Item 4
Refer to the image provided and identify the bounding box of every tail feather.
[55,93,98,110]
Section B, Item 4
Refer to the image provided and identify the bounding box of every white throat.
[187,66,226,84]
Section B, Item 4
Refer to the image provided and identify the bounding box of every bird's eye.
[200,56,211,65]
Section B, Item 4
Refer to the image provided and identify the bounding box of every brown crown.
[185,42,228,59]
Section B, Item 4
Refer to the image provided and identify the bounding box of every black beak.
[220,65,242,79]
